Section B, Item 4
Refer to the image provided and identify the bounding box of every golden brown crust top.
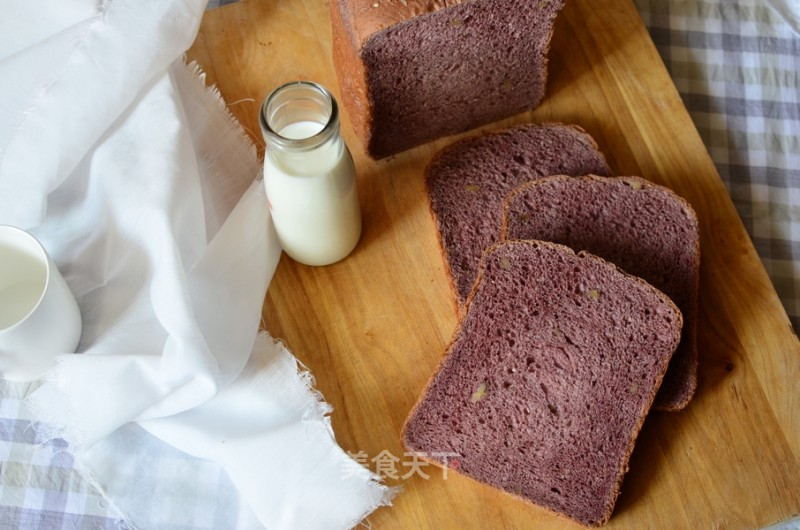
[337,0,469,46]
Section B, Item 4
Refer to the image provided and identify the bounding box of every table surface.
[186,0,800,528]
[0,1,798,529]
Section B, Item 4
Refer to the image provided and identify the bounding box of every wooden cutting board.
[187,1,800,528]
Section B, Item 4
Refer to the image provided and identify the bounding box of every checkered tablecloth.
[634,0,800,332]
[0,381,128,529]
[2,1,798,529]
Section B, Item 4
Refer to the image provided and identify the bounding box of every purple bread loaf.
[426,123,610,312]
[402,240,683,527]
[331,0,566,158]
[501,175,700,410]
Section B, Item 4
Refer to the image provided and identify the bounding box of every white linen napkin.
[0,0,392,528]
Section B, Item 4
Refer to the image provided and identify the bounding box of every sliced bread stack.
[407,124,701,525]
[502,175,700,410]
[425,123,611,310]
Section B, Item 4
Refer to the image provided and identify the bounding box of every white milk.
[0,245,45,330]
[0,282,44,329]
[0,225,83,381]
[264,120,361,266]
[279,121,324,140]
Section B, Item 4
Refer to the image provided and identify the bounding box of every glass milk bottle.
[259,81,362,266]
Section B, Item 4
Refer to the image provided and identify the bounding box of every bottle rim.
[259,81,340,152]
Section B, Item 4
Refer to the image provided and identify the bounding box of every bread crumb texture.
[426,124,610,307]
[355,0,566,156]
[403,241,682,526]
[503,175,700,410]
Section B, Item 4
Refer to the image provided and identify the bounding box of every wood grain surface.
[186,1,800,528]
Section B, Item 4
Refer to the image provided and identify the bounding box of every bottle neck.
[260,81,344,176]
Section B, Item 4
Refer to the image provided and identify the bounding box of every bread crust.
[330,0,372,153]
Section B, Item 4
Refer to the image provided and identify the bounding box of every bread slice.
[402,240,683,526]
[330,0,566,158]
[501,175,700,410]
[426,123,610,312]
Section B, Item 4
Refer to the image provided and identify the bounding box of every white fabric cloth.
[0,0,392,528]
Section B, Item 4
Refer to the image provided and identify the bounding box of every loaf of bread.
[330,0,566,158]
[426,123,610,312]
[501,175,700,410]
[402,240,683,527]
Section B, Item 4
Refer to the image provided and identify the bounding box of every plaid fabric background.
[634,0,800,332]
[1,1,798,529]
[0,381,128,529]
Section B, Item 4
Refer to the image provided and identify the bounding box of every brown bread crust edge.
[330,0,373,155]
